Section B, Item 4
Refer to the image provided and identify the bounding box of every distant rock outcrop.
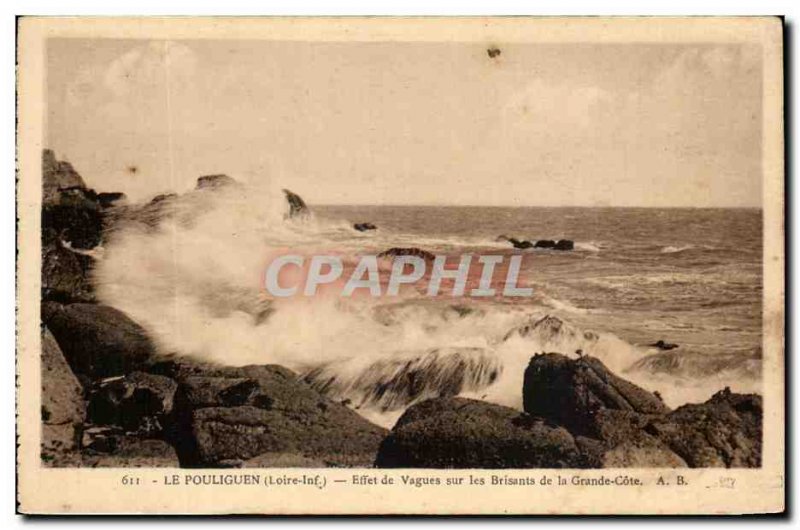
[377,247,436,261]
[375,397,584,468]
[497,235,534,249]
[282,188,309,218]
[195,174,240,190]
[497,236,574,251]
[553,239,574,251]
[649,340,679,351]
[354,222,377,232]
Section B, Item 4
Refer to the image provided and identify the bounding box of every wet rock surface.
[88,372,177,434]
[163,362,388,467]
[645,388,762,467]
[42,302,157,379]
[375,397,584,468]
[522,353,670,436]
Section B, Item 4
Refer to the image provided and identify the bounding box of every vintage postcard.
[16,17,784,515]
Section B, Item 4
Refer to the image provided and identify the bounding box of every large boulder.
[375,397,584,468]
[645,388,762,468]
[41,328,85,466]
[42,302,157,380]
[522,353,669,436]
[87,372,177,435]
[157,360,387,468]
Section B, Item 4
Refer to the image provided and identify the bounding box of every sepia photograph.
[15,16,785,515]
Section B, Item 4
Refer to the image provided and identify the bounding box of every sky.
[46,39,763,207]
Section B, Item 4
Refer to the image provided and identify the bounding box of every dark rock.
[81,433,179,468]
[42,186,104,249]
[645,388,762,467]
[196,174,239,190]
[163,363,387,467]
[534,239,556,249]
[41,234,95,303]
[353,222,377,232]
[97,192,127,208]
[377,247,436,261]
[375,397,584,468]
[503,314,599,343]
[554,239,574,251]
[650,340,679,350]
[576,409,687,468]
[87,372,177,434]
[42,302,157,380]
[43,149,87,200]
[41,327,85,465]
[282,188,309,218]
[145,355,223,380]
[522,353,670,436]
[497,235,534,249]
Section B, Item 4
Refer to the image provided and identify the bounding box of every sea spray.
[95,182,761,427]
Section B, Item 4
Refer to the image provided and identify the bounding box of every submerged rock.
[522,353,670,436]
[375,397,583,468]
[41,327,85,466]
[354,222,377,232]
[42,302,157,380]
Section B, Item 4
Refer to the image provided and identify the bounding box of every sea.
[96,186,763,427]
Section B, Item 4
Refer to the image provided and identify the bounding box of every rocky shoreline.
[40,150,762,469]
